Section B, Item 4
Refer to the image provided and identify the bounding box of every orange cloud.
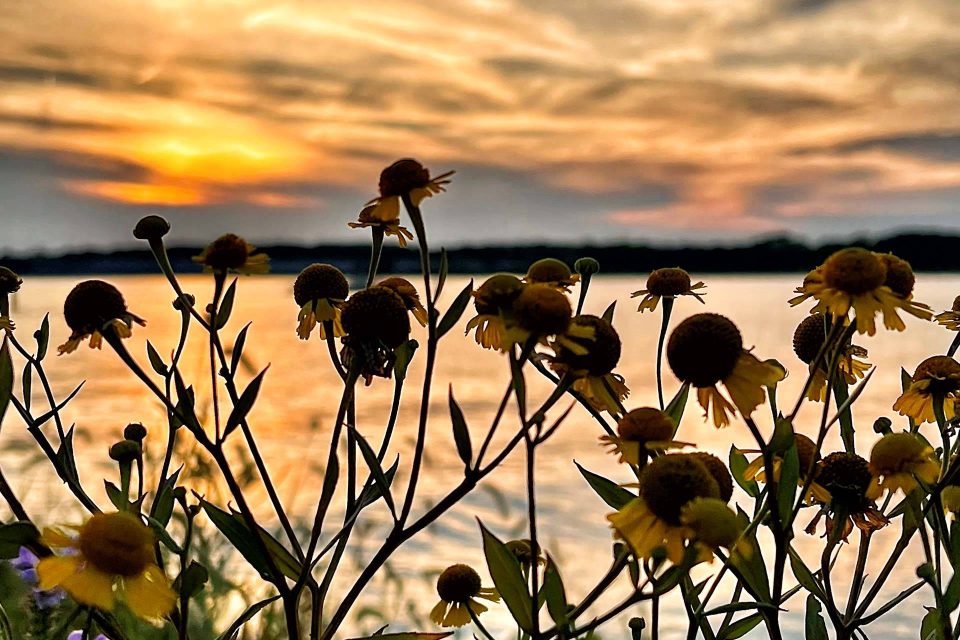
[64,180,210,206]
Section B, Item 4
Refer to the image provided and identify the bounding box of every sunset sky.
[2,0,959,255]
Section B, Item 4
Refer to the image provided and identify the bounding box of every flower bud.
[109,439,141,463]
[574,257,600,277]
[123,423,147,442]
[133,215,171,241]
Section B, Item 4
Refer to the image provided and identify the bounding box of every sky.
[2,0,960,255]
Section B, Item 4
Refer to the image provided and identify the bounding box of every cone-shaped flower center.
[667,313,743,387]
[869,432,933,475]
[554,315,621,376]
[341,287,410,348]
[379,158,431,197]
[474,274,525,315]
[436,564,482,602]
[646,268,692,297]
[617,408,674,443]
[294,264,349,306]
[878,254,915,298]
[821,248,886,295]
[64,280,129,334]
[78,512,155,577]
[639,454,720,525]
[526,258,574,284]
[512,284,571,336]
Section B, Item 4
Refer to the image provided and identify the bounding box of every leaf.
[34,314,50,361]
[215,595,281,640]
[448,386,472,468]
[860,581,925,625]
[437,280,473,338]
[777,442,799,525]
[831,378,856,453]
[665,383,690,435]
[200,499,301,581]
[944,569,960,612]
[55,426,80,484]
[0,522,40,559]
[921,607,945,640]
[347,634,452,640]
[146,516,184,555]
[0,338,12,431]
[435,248,449,300]
[223,366,269,439]
[789,548,825,600]
[357,457,398,510]
[31,383,84,430]
[804,594,828,640]
[146,341,168,376]
[393,340,418,382]
[575,462,634,509]
[704,601,779,615]
[230,323,252,377]
[352,428,397,518]
[717,612,764,639]
[104,481,129,512]
[20,361,31,413]
[542,555,569,626]
[479,521,532,632]
[175,561,209,599]
[151,467,182,527]
[729,446,759,498]
[216,279,238,330]
[601,301,616,323]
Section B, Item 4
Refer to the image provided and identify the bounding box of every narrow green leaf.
[575,462,634,509]
[0,522,40,559]
[448,386,472,468]
[437,280,473,338]
[201,499,301,581]
[860,581,925,625]
[704,601,779,616]
[215,595,281,640]
[921,607,945,640]
[480,521,532,632]
[393,339,418,382]
[717,612,764,639]
[542,555,569,626]
[104,480,128,512]
[665,383,690,435]
[789,548,825,600]
[729,446,759,498]
[357,456,399,510]
[832,378,855,453]
[216,279,237,330]
[151,467,182,527]
[435,248,449,300]
[146,341,168,376]
[223,366,269,439]
[601,301,616,323]
[777,443,799,525]
[146,515,184,554]
[55,427,80,484]
[21,361,32,413]
[352,428,397,518]
[34,314,50,361]
[0,338,12,430]
[804,594,828,640]
[175,561,209,599]
[230,323,252,376]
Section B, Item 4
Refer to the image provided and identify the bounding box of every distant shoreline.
[3,232,958,276]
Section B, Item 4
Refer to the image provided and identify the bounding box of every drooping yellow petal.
[36,555,80,590]
[123,564,177,620]
[723,352,785,417]
[41,527,77,548]
[430,600,448,625]
[61,565,116,611]
[443,602,472,627]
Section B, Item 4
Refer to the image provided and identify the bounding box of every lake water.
[3,273,959,639]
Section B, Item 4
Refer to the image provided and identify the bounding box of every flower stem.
[656,297,674,410]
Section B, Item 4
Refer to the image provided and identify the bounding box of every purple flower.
[68,633,109,640]
[9,546,65,609]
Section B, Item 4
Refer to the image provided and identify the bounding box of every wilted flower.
[58,280,145,355]
[792,314,870,402]
[429,564,499,628]
[631,268,706,313]
[867,432,939,498]
[524,258,579,292]
[294,264,349,340]
[465,274,525,351]
[192,233,269,275]
[789,248,931,336]
[893,355,960,424]
[600,407,688,466]
[935,296,960,331]
[377,277,428,327]
[550,315,628,414]
[667,313,785,428]
[807,452,888,539]
[37,512,176,619]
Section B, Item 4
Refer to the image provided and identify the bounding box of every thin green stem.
[655,297,674,411]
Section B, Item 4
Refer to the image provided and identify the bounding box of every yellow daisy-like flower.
[788,248,931,336]
[503,283,574,350]
[294,264,349,340]
[679,497,750,563]
[348,158,454,248]
[667,313,785,428]
[377,277,428,327]
[893,355,960,424]
[58,280,146,355]
[631,267,706,313]
[429,564,499,628]
[792,314,870,402]
[550,315,628,415]
[524,258,579,292]
[935,296,960,331]
[192,233,270,275]
[600,407,689,466]
[36,512,176,620]
[806,452,888,540]
[866,432,939,499]
[464,274,525,351]
[608,454,720,563]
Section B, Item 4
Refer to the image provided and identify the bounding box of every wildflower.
[789,248,931,336]
[867,432,939,498]
[192,233,269,275]
[893,355,960,424]
[506,284,573,349]
[429,564,499,628]
[58,280,145,355]
[631,268,706,313]
[10,547,64,609]
[68,632,108,640]
[935,296,960,331]
[792,315,870,402]
[294,264,349,340]
[608,454,720,563]
[807,452,887,539]
[667,313,785,428]
[680,498,749,563]
[341,287,411,383]
[377,277,428,327]
[600,407,688,466]
[36,511,176,619]
[524,258,579,292]
[349,159,453,247]
[550,315,628,414]
[877,253,917,299]
[742,433,820,485]
[687,452,734,503]
[465,274,525,351]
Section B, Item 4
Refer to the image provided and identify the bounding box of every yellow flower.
[340,287,411,384]
[806,452,888,540]
[36,512,176,620]
[935,296,960,331]
[608,454,720,563]
[550,315,628,414]
[789,248,931,336]
[294,264,349,340]
[600,407,689,466]
[893,355,960,424]
[504,284,573,350]
[792,315,870,402]
[679,498,750,563]
[866,432,939,498]
[192,233,270,275]
[464,274,525,351]
[524,258,579,292]
[667,313,785,428]
[631,267,706,313]
[377,277,428,327]
[349,158,453,247]
[58,280,146,355]
[742,433,819,484]
[429,564,499,628]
